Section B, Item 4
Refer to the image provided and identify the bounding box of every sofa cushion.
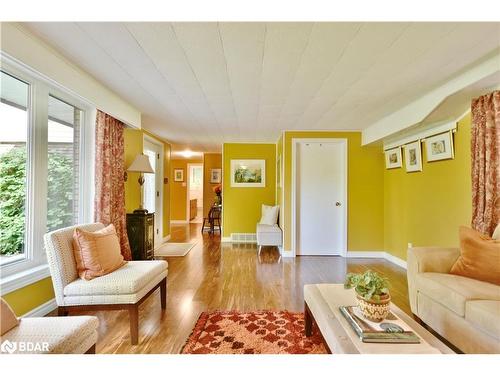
[465,300,500,338]
[450,226,500,285]
[73,224,126,280]
[416,272,500,316]
[0,316,98,354]
[64,260,167,297]
[1,298,19,335]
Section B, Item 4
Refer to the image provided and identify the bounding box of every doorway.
[143,136,164,246]
[187,163,203,223]
[292,139,347,256]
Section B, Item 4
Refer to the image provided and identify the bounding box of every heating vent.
[230,233,257,243]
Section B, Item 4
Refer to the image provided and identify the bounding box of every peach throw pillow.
[450,226,500,285]
[1,298,19,335]
[72,224,126,280]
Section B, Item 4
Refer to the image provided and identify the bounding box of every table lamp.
[127,153,154,214]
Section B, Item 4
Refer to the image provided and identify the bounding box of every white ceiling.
[23,22,500,152]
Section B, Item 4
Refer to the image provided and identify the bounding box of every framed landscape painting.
[385,147,402,169]
[404,141,422,172]
[230,159,265,187]
[425,132,454,162]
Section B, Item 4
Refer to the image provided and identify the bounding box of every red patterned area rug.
[181,310,328,354]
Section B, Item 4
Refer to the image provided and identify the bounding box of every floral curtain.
[94,110,132,260]
[471,90,500,236]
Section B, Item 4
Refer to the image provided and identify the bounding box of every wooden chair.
[202,205,221,234]
[44,223,168,345]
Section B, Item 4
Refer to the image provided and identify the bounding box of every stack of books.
[339,305,420,344]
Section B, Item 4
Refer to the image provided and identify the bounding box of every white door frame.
[143,134,164,246]
[291,138,348,257]
[186,163,203,221]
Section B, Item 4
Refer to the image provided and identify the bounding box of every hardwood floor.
[63,223,410,354]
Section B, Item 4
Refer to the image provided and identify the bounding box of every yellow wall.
[384,114,472,260]
[2,277,54,316]
[170,158,203,221]
[124,128,172,237]
[282,131,385,252]
[203,153,223,217]
[222,143,276,237]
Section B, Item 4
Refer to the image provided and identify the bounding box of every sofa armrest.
[407,247,460,274]
[407,247,460,315]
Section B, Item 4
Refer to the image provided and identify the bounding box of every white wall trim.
[0,264,51,295]
[221,237,232,243]
[170,220,189,224]
[22,298,57,318]
[291,138,348,257]
[162,235,171,243]
[281,248,295,257]
[362,50,500,145]
[346,251,407,269]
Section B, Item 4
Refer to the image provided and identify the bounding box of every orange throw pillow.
[1,298,19,335]
[450,226,500,285]
[72,224,126,280]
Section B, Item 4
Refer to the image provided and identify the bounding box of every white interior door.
[295,140,346,256]
[143,139,163,246]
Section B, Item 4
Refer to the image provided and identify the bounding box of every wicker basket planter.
[356,293,391,322]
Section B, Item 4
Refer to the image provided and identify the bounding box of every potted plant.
[344,270,391,322]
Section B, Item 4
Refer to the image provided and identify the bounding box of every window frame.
[0,55,95,294]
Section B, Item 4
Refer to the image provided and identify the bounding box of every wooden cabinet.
[189,199,197,221]
[126,212,154,260]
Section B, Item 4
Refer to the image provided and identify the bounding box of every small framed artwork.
[174,168,184,182]
[210,168,221,184]
[425,132,454,162]
[404,141,422,172]
[385,147,402,169]
[230,159,266,187]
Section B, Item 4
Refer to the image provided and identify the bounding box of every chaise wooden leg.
[129,304,139,345]
[304,303,313,337]
[84,344,96,354]
[58,307,68,316]
[160,277,167,310]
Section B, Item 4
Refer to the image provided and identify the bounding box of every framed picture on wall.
[385,147,402,169]
[210,168,221,183]
[230,159,266,187]
[425,132,454,162]
[174,168,184,182]
[404,141,422,172]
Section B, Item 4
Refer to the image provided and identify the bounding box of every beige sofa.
[407,247,500,353]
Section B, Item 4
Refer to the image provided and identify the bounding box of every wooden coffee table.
[304,284,454,354]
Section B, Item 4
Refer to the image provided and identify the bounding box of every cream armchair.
[408,247,500,353]
[44,223,168,345]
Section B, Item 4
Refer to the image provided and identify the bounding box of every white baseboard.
[162,235,171,243]
[171,220,189,224]
[347,251,407,269]
[22,298,57,318]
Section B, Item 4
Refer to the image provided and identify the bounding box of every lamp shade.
[127,154,154,173]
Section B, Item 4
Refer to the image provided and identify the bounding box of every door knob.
[335,202,341,206]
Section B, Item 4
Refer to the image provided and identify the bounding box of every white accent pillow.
[492,223,500,240]
[260,204,279,225]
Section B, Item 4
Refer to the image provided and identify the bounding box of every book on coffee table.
[339,305,421,344]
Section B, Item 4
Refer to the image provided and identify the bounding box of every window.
[47,95,82,232]
[0,72,30,265]
[0,59,93,289]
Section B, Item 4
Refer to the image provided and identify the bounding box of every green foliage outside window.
[0,146,74,256]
